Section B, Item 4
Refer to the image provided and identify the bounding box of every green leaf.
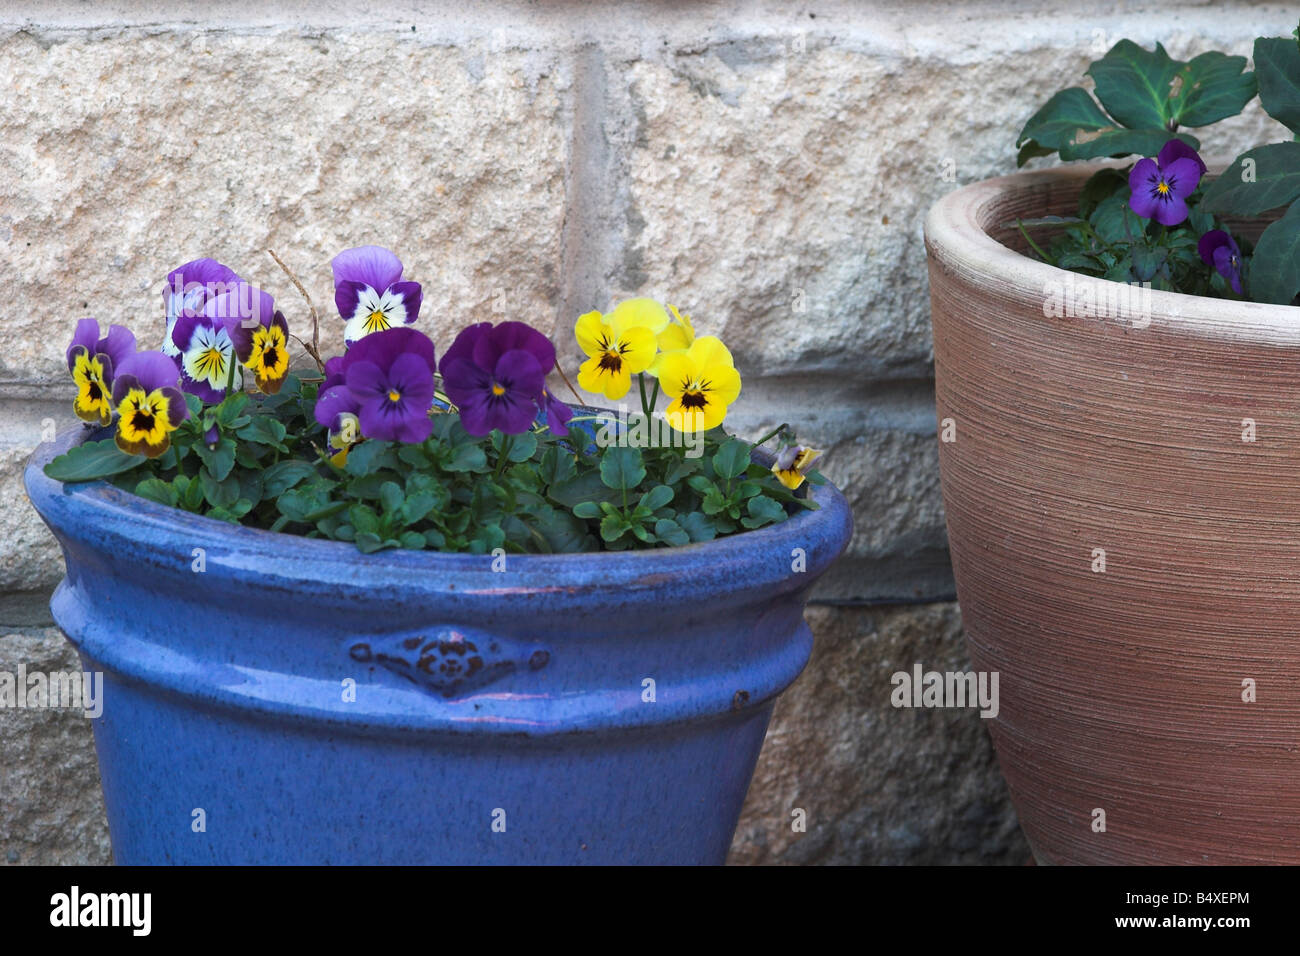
[379,481,404,516]
[196,438,236,482]
[599,513,631,542]
[1078,167,1129,218]
[200,469,241,508]
[1202,143,1300,215]
[711,439,751,480]
[1250,200,1300,305]
[1016,87,1114,153]
[532,506,592,553]
[677,511,716,543]
[539,446,577,486]
[344,440,395,476]
[741,495,786,529]
[572,501,603,520]
[445,443,488,473]
[401,492,438,525]
[181,474,206,511]
[1255,36,1300,134]
[215,392,250,427]
[261,460,317,497]
[44,439,144,482]
[599,446,646,491]
[1087,40,1181,130]
[653,518,690,547]
[399,531,426,550]
[236,415,288,450]
[1130,245,1168,282]
[135,477,178,507]
[503,431,538,462]
[354,531,392,554]
[638,484,674,512]
[1061,128,1197,163]
[349,504,381,536]
[1171,51,1256,128]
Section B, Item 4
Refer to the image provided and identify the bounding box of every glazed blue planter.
[25,421,851,865]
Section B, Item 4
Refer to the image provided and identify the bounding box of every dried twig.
[554,361,584,405]
[267,248,325,372]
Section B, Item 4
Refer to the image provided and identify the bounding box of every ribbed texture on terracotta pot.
[927,165,1300,865]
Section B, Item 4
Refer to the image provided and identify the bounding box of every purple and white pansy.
[162,258,241,360]
[331,245,423,345]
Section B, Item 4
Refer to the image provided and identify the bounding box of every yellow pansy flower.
[649,304,695,374]
[575,297,669,400]
[655,335,741,433]
[771,445,822,490]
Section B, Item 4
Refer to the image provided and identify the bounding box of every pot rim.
[25,417,853,606]
[924,162,1300,347]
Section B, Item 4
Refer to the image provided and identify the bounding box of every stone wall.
[1,0,1293,865]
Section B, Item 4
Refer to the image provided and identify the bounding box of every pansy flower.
[649,304,696,375]
[655,335,741,433]
[314,381,363,466]
[216,284,291,394]
[331,246,423,344]
[440,321,563,436]
[162,259,241,360]
[1198,230,1244,294]
[1128,140,1205,226]
[771,445,822,490]
[66,318,136,425]
[111,351,189,458]
[315,327,436,444]
[575,298,669,400]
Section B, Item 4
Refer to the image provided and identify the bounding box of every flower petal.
[331,246,404,297]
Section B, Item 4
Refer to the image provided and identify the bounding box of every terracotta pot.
[925,164,1300,865]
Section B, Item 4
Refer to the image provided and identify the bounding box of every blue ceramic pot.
[25,420,851,864]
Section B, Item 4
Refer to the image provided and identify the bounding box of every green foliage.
[43,373,816,555]
[1016,31,1300,306]
[1015,41,1256,167]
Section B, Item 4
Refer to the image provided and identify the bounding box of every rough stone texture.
[0,0,1295,863]
[0,627,112,866]
[729,603,1028,865]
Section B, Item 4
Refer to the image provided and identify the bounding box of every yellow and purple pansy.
[162,258,241,361]
[111,351,190,458]
[771,445,821,490]
[331,245,423,345]
[215,284,291,394]
[65,318,136,426]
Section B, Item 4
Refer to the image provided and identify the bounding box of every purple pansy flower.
[314,327,437,444]
[162,259,241,360]
[1128,140,1205,226]
[66,318,137,425]
[331,246,423,345]
[111,350,189,458]
[1198,230,1244,294]
[439,321,566,436]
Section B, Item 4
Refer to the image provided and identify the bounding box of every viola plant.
[45,247,824,554]
[1014,26,1300,305]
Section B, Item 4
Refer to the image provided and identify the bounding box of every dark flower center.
[598,352,623,373]
[681,390,708,410]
